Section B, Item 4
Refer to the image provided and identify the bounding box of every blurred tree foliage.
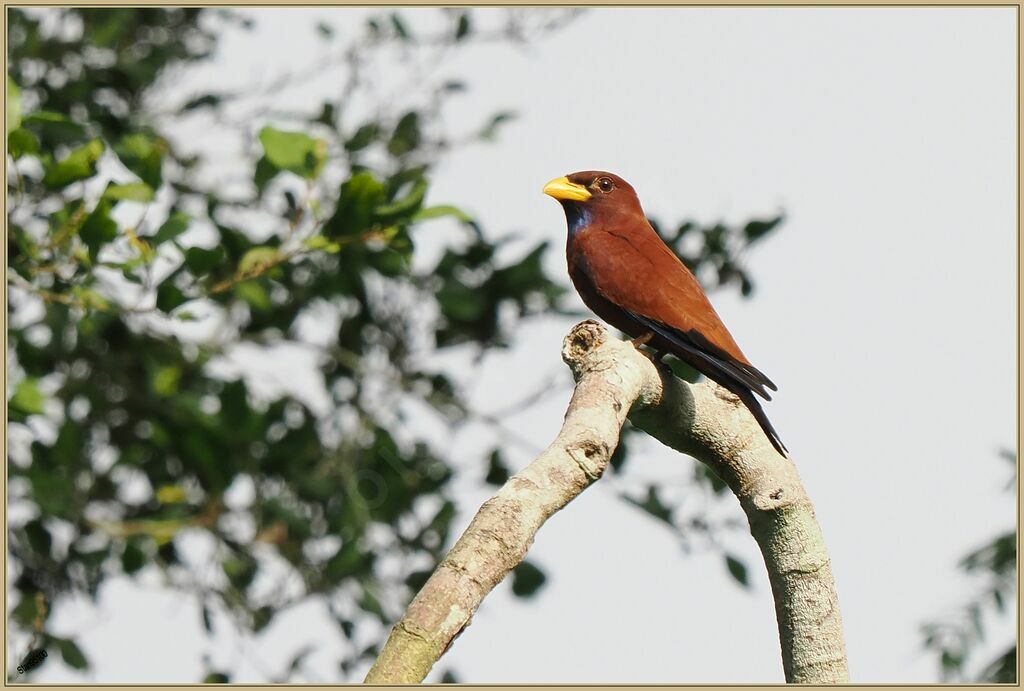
[922,451,1016,683]
[6,8,783,681]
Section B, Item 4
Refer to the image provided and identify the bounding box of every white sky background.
[15,6,1017,684]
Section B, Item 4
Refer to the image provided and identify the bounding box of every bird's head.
[542,171,643,235]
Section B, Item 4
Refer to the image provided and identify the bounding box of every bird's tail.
[734,387,789,458]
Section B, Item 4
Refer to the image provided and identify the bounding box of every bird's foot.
[629,332,667,368]
[630,331,654,348]
[639,349,661,364]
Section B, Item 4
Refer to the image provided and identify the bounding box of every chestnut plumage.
[544,170,789,457]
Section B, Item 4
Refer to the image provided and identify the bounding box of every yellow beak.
[542,176,591,202]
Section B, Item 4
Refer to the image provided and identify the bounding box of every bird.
[543,170,789,458]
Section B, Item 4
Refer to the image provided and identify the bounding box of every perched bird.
[543,171,788,457]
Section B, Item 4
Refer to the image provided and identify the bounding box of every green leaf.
[10,377,46,415]
[694,462,729,494]
[429,500,456,534]
[325,540,366,581]
[28,463,73,518]
[53,421,84,468]
[113,133,165,189]
[7,75,22,134]
[151,365,181,397]
[203,672,230,683]
[492,242,549,295]
[370,244,408,276]
[478,111,517,141]
[314,102,336,128]
[156,281,187,313]
[992,587,1006,612]
[324,171,386,237]
[404,569,432,592]
[222,555,258,590]
[22,111,87,148]
[103,182,154,202]
[390,13,411,41]
[121,539,146,574]
[303,235,341,253]
[258,126,327,180]
[253,605,274,632]
[511,560,547,598]
[234,280,271,311]
[79,199,118,261]
[344,123,379,153]
[375,178,427,222]
[977,646,1016,683]
[484,449,510,486]
[286,645,315,675]
[941,650,963,673]
[238,246,279,274]
[43,138,105,189]
[437,280,486,322]
[960,532,1015,576]
[155,484,188,503]
[253,156,277,196]
[454,12,471,41]
[184,246,225,276]
[358,586,387,622]
[8,127,39,158]
[387,112,421,157]
[70,286,110,310]
[58,638,89,670]
[180,93,227,113]
[152,211,191,245]
[11,594,43,629]
[24,519,52,556]
[622,486,674,525]
[743,216,784,243]
[412,204,473,224]
[725,554,749,587]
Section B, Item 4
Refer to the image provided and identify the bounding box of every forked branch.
[364,320,848,683]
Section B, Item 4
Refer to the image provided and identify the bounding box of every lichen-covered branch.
[364,320,848,683]
[363,320,662,683]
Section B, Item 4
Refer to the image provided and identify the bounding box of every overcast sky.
[20,6,1017,684]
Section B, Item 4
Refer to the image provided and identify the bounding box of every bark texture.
[364,320,848,683]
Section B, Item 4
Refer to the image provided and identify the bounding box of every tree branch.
[364,320,848,683]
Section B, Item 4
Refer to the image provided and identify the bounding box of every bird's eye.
[596,177,614,193]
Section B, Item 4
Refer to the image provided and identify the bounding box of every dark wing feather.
[735,387,790,457]
[625,310,775,401]
[631,310,789,456]
[629,309,789,457]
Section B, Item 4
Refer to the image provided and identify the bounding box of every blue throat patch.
[563,203,591,237]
